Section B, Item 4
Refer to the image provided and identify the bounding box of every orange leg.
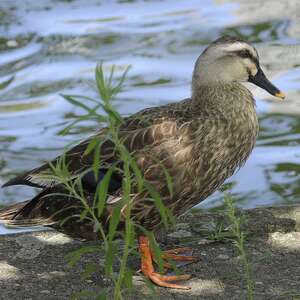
[150,246,199,270]
[138,235,192,289]
[162,247,199,262]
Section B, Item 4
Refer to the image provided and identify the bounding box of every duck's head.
[193,36,285,99]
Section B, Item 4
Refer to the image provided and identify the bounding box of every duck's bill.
[248,67,285,99]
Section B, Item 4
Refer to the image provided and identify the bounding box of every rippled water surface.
[0,0,300,232]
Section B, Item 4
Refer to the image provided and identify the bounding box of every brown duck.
[0,36,285,289]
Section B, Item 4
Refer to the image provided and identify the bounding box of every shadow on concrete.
[0,205,300,299]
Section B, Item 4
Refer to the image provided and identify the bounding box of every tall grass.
[224,195,254,300]
[49,64,173,299]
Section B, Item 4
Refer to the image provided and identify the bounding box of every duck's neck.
[191,81,255,117]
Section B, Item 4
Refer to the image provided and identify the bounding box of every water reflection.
[0,0,299,229]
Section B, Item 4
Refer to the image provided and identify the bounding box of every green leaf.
[144,182,171,229]
[104,240,117,275]
[95,166,115,218]
[92,140,102,181]
[123,267,133,290]
[83,262,97,279]
[62,94,99,104]
[108,64,115,87]
[103,105,123,125]
[95,293,107,300]
[84,137,100,156]
[156,158,173,197]
[65,245,101,267]
[61,94,95,113]
[112,65,131,95]
[69,290,96,300]
[79,208,89,221]
[58,119,81,135]
[128,156,144,192]
[108,204,122,242]
[95,63,109,101]
[148,232,164,273]
[127,219,136,248]
[95,63,131,103]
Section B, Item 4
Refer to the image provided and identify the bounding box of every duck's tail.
[0,201,47,227]
[0,201,30,221]
[0,195,55,227]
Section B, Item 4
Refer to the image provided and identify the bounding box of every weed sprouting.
[48,64,173,299]
[224,195,254,300]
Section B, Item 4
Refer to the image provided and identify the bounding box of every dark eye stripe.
[237,49,252,58]
[236,50,259,66]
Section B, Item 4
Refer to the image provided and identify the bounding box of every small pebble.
[40,290,50,294]
[167,230,192,239]
[230,255,242,264]
[270,232,300,250]
[132,275,144,287]
[43,233,73,245]
[198,238,214,245]
[49,271,65,277]
[217,254,230,260]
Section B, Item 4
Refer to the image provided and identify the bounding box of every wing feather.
[2,115,182,190]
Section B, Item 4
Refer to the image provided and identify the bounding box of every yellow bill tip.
[275,91,286,99]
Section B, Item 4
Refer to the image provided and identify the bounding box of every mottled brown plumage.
[0,37,284,241]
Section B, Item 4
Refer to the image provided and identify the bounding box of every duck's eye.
[238,50,251,58]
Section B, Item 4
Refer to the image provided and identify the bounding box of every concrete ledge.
[1,205,300,299]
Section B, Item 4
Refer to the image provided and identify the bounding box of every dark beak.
[248,67,285,99]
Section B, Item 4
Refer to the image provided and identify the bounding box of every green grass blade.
[60,94,95,113]
[144,182,169,229]
[96,166,115,218]
[108,204,122,242]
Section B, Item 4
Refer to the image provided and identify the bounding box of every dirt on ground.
[1,205,300,300]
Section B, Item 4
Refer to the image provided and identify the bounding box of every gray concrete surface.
[1,205,300,299]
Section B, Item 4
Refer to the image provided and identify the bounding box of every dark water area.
[0,0,300,233]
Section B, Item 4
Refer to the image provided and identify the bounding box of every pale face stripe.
[222,42,258,59]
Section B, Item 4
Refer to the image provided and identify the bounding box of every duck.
[0,36,285,289]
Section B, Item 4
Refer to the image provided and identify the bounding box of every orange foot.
[138,235,198,289]
[162,247,199,262]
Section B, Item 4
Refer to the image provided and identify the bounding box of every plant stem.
[224,195,254,300]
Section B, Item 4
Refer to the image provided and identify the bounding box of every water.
[0,0,299,233]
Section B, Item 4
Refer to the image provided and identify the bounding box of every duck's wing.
[2,128,111,189]
[2,105,184,190]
